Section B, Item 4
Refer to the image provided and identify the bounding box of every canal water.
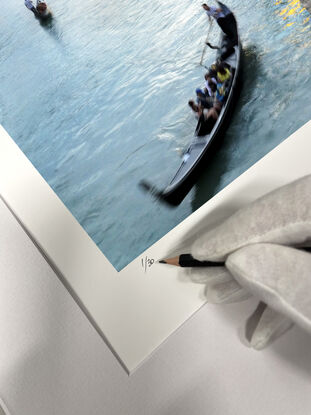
[1,0,310,269]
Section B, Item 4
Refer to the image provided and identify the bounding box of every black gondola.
[140,3,242,206]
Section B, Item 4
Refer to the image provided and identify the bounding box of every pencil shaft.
[179,247,311,267]
[179,254,224,268]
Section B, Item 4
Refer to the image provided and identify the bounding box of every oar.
[199,18,214,66]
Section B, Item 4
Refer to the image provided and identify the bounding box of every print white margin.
[0,121,310,373]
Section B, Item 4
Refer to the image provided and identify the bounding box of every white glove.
[189,175,311,349]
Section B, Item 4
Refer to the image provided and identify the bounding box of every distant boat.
[140,4,242,206]
[36,2,53,21]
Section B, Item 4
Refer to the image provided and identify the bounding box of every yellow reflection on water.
[276,0,310,27]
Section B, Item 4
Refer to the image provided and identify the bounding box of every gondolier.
[202,3,237,43]
[202,2,238,60]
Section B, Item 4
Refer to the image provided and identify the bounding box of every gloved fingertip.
[243,304,294,350]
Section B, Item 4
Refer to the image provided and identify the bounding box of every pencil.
[159,254,224,268]
[160,247,311,267]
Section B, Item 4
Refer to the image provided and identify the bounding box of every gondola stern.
[138,180,182,207]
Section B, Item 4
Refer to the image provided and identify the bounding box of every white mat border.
[0,122,310,373]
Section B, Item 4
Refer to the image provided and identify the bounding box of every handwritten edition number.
[141,256,154,273]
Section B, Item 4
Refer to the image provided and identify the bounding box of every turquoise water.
[1,0,311,270]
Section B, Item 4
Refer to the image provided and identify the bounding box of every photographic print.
[1,0,311,272]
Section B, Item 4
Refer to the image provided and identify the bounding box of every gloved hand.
[188,174,311,349]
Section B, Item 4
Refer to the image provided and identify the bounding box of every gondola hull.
[162,44,241,206]
[140,7,242,207]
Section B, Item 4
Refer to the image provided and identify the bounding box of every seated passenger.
[195,88,213,109]
[213,62,231,106]
[205,69,217,82]
[192,62,232,136]
[195,104,220,136]
[216,62,231,84]
[188,100,200,115]
[215,82,227,105]
[201,101,221,122]
[204,73,217,98]
[196,89,224,135]
[188,100,213,121]
[206,64,217,79]
[191,88,222,135]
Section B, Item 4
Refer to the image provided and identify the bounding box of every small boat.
[140,4,242,206]
[25,0,52,20]
[36,2,52,21]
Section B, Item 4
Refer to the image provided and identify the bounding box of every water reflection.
[276,0,310,27]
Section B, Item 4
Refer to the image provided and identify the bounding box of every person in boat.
[216,62,231,85]
[189,89,221,133]
[205,39,237,63]
[190,76,216,111]
[190,88,222,135]
[189,64,225,114]
[204,72,217,96]
[191,62,231,134]
[202,3,238,61]
[195,101,220,135]
[188,100,204,118]
[204,62,231,102]
[25,0,51,18]
[188,100,216,130]
[189,87,216,115]
[202,3,237,41]
[195,65,230,134]
[205,68,217,81]
[213,62,231,108]
[192,70,217,110]
[195,88,213,109]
